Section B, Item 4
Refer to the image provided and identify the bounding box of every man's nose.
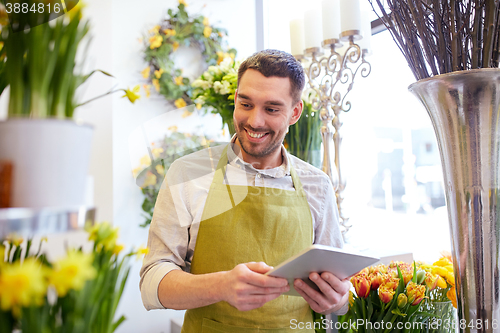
[247,109,265,128]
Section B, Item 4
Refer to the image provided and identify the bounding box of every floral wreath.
[141,0,236,109]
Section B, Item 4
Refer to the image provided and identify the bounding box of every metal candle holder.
[296,35,371,236]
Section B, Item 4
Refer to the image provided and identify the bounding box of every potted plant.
[0,1,137,208]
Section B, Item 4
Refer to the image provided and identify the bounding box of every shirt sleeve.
[139,160,191,310]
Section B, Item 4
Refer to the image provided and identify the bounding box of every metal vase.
[409,68,500,333]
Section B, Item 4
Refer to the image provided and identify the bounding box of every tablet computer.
[265,244,379,296]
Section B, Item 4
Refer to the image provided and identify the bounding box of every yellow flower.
[113,244,125,255]
[378,285,395,304]
[173,41,180,51]
[436,275,448,288]
[196,103,202,110]
[178,0,188,6]
[86,222,120,252]
[175,98,187,109]
[0,5,9,27]
[174,76,184,85]
[132,166,142,178]
[0,42,3,52]
[152,79,160,92]
[155,165,165,176]
[163,29,176,37]
[140,154,151,166]
[143,84,151,98]
[148,25,160,34]
[0,258,46,316]
[203,26,212,38]
[348,290,354,307]
[122,85,141,104]
[143,171,157,187]
[203,17,209,26]
[141,67,150,79]
[397,293,408,308]
[154,68,164,79]
[149,35,163,49]
[48,250,96,297]
[447,286,457,308]
[135,246,149,260]
[406,281,426,306]
[182,110,192,118]
[168,125,178,132]
[152,147,164,159]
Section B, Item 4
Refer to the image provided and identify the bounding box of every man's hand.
[293,272,350,314]
[220,262,290,311]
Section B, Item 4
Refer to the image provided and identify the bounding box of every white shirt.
[140,141,344,311]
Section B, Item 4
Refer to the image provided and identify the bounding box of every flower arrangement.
[141,0,236,108]
[133,128,215,227]
[338,258,457,333]
[0,0,138,118]
[0,222,147,333]
[369,0,500,81]
[192,56,239,136]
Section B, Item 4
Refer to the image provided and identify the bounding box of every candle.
[303,8,323,49]
[290,19,306,56]
[339,0,362,34]
[358,11,372,54]
[322,0,341,41]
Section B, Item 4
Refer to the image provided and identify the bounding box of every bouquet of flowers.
[192,56,239,136]
[338,258,457,333]
[0,222,147,333]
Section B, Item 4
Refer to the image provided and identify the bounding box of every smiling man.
[140,49,349,332]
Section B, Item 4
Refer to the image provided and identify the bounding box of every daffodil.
[141,67,150,79]
[152,79,160,92]
[143,84,151,98]
[142,171,157,187]
[48,250,96,297]
[149,35,163,49]
[0,258,47,316]
[154,68,164,79]
[174,76,184,85]
[113,244,125,255]
[135,246,149,260]
[203,26,212,38]
[175,98,187,109]
[86,222,120,252]
[148,25,160,34]
[122,85,141,104]
[178,0,188,6]
[163,29,176,37]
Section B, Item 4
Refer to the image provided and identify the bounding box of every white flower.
[203,72,214,83]
[192,79,211,90]
[208,66,222,76]
[213,80,231,95]
[219,57,233,72]
[194,96,206,104]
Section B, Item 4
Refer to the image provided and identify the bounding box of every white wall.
[111,1,256,332]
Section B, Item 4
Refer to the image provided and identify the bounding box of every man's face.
[233,69,303,169]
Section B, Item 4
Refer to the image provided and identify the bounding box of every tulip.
[397,293,408,308]
[406,281,426,305]
[416,270,426,284]
[436,275,448,288]
[349,290,354,307]
[370,273,384,290]
[447,287,457,308]
[379,285,395,304]
[351,275,371,298]
[425,272,439,291]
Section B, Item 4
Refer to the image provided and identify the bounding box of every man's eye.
[266,108,279,112]
[241,103,251,108]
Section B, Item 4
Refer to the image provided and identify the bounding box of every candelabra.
[290,0,372,236]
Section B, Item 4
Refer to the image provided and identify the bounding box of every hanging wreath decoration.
[141,0,236,109]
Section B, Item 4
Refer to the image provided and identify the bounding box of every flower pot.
[409,68,500,332]
[0,119,93,208]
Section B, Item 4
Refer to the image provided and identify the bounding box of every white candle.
[340,0,362,34]
[359,11,373,54]
[304,8,323,49]
[290,19,306,56]
[322,0,341,41]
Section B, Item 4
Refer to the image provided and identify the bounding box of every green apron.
[181,145,314,332]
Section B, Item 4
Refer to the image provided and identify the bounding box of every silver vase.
[409,68,500,333]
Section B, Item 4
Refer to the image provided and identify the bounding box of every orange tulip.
[351,275,371,298]
[425,272,439,291]
[406,281,426,306]
[379,285,395,304]
[447,287,457,308]
[370,273,384,290]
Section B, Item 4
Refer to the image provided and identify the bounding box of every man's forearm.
[158,269,226,310]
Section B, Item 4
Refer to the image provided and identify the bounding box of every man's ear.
[289,99,304,126]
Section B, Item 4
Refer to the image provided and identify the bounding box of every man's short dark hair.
[237,49,305,104]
